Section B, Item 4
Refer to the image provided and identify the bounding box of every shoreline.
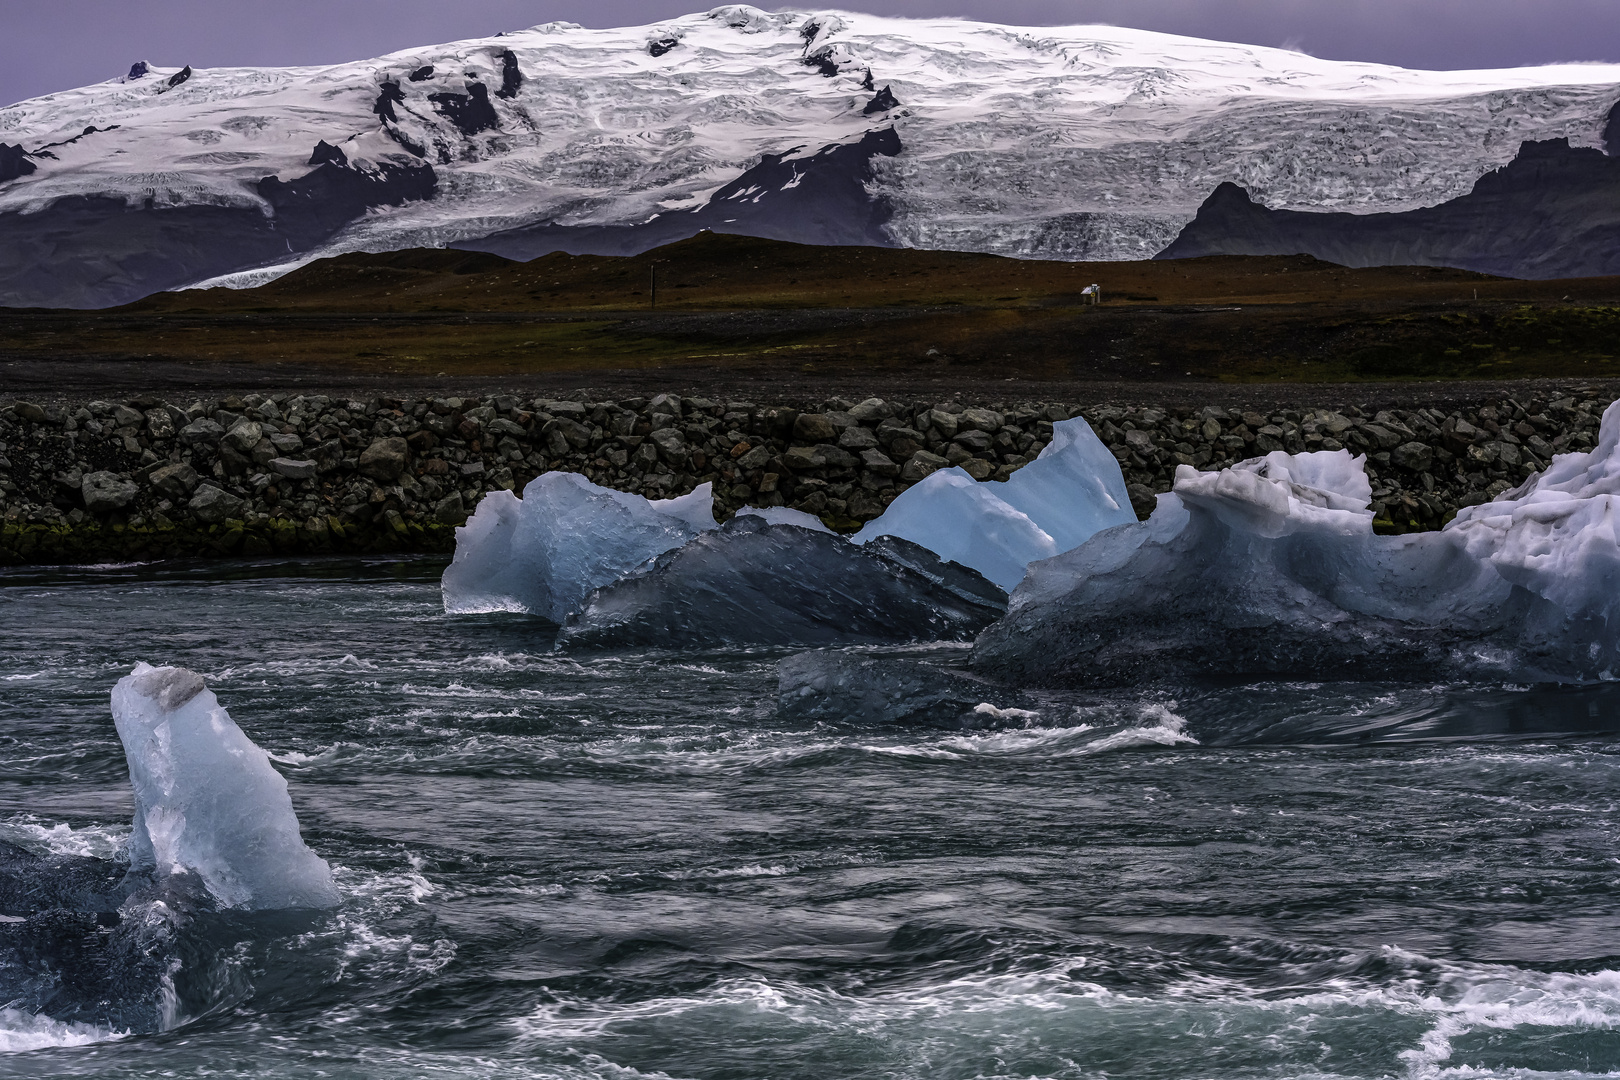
[2,382,1613,567]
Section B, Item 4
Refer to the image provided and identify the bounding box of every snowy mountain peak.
[1,8,1618,307]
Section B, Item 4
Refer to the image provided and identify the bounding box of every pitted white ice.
[854,417,1135,590]
[976,400,1620,685]
[110,663,338,910]
[440,472,717,622]
[1448,414,1620,622]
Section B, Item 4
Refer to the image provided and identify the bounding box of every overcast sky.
[5,0,1619,109]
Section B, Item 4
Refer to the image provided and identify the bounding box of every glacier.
[853,417,1136,591]
[2,6,1618,305]
[111,663,338,910]
[441,471,716,623]
[973,400,1620,687]
[556,515,1006,650]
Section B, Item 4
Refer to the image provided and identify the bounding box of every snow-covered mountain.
[2,5,1619,307]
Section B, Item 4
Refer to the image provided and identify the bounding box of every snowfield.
[1,5,1618,290]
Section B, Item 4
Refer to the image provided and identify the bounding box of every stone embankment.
[0,389,1610,565]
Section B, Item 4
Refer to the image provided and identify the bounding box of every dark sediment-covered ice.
[557,516,1006,650]
[974,401,1620,686]
[777,651,1036,727]
[0,843,210,1035]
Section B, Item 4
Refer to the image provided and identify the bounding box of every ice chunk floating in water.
[854,417,1136,590]
[112,663,337,909]
[558,516,1006,650]
[442,471,716,622]
[975,401,1620,686]
[777,650,1036,727]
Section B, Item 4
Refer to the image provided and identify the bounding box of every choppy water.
[4,557,1620,1078]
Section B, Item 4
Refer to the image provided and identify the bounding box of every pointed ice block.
[853,418,1135,591]
[111,664,337,910]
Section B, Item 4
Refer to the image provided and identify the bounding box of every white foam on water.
[660,863,795,881]
[0,1008,124,1053]
[0,815,128,860]
[504,946,1620,1080]
[1073,704,1199,755]
[929,724,1103,758]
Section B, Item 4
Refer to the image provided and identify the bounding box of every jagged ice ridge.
[974,402,1620,686]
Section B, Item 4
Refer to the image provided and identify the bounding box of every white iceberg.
[853,417,1136,590]
[441,472,718,622]
[111,664,338,910]
[974,403,1620,686]
[853,468,1056,592]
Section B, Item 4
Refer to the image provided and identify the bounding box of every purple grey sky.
[5,1,1619,109]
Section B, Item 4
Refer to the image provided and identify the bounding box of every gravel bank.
[0,387,1611,565]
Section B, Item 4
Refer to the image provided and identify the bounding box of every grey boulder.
[81,471,138,513]
[188,485,246,524]
[148,463,199,500]
[358,437,410,482]
[270,458,319,481]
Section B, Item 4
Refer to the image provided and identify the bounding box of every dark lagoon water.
[5,556,1620,1079]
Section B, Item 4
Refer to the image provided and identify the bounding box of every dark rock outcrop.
[429,82,499,135]
[372,80,404,123]
[408,65,434,82]
[454,126,903,261]
[1157,133,1620,280]
[648,36,680,57]
[308,140,348,168]
[495,50,522,100]
[1604,99,1620,156]
[803,46,841,77]
[127,61,149,79]
[0,161,436,309]
[0,144,36,183]
[863,85,899,115]
[254,161,438,250]
[166,66,192,89]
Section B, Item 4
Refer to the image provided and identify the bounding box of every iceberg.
[557,516,1007,650]
[111,664,338,910]
[854,417,1136,590]
[777,651,1036,727]
[736,505,834,533]
[974,404,1620,686]
[441,472,717,622]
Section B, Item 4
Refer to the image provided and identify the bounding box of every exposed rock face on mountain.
[0,158,436,310]
[454,127,901,260]
[0,6,1617,307]
[1157,115,1620,279]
